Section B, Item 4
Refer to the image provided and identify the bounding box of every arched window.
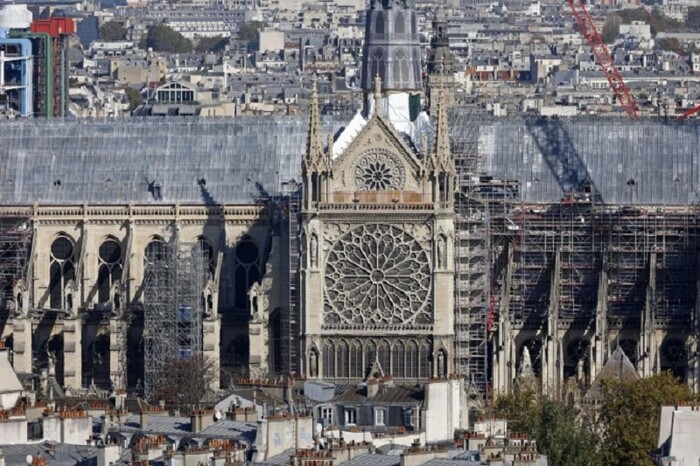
[98,238,123,303]
[374,12,384,34]
[197,236,215,277]
[49,236,75,310]
[392,341,405,378]
[371,50,386,84]
[350,340,363,379]
[406,340,418,378]
[394,12,405,34]
[418,341,430,378]
[378,340,391,376]
[234,237,260,310]
[83,334,110,389]
[337,340,349,379]
[323,340,335,378]
[564,339,590,379]
[660,338,687,381]
[393,49,407,88]
[365,340,377,378]
[144,238,167,267]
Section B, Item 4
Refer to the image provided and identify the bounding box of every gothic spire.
[430,87,455,175]
[303,76,326,174]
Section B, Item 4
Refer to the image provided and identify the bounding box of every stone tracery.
[353,150,405,191]
[324,224,431,326]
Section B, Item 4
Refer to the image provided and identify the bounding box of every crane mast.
[567,0,640,120]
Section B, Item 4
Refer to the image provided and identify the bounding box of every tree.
[616,8,685,36]
[152,354,217,409]
[238,21,264,42]
[100,20,127,41]
[124,87,142,112]
[601,15,620,44]
[688,7,700,30]
[143,24,192,53]
[494,389,601,466]
[597,372,692,466]
[656,37,684,54]
[195,35,229,53]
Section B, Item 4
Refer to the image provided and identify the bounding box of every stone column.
[203,316,221,389]
[11,317,33,374]
[640,252,657,378]
[109,317,125,390]
[62,317,82,389]
[593,267,608,381]
[543,250,561,396]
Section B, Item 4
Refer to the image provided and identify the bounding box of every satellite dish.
[214,410,222,421]
[315,423,323,434]
[26,455,33,465]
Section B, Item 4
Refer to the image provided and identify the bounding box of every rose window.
[353,150,404,191]
[324,224,431,326]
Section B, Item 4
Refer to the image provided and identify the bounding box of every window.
[233,237,259,310]
[320,406,333,426]
[344,408,357,426]
[97,239,123,303]
[49,236,76,310]
[375,408,386,427]
[403,408,413,427]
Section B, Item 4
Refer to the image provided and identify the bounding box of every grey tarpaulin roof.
[0,116,347,205]
[455,114,700,205]
[0,115,699,206]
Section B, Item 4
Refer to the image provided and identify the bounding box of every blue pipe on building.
[0,27,33,117]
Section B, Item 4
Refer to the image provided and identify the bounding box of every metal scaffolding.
[142,238,208,401]
[0,217,32,313]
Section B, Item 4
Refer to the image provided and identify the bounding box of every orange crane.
[676,104,700,122]
[567,0,640,119]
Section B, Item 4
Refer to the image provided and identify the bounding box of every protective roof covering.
[0,117,346,205]
[339,453,401,466]
[458,115,700,205]
[0,442,97,466]
[0,115,698,206]
[583,345,640,402]
[117,414,257,443]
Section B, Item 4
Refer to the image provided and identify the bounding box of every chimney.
[367,378,378,398]
[139,411,148,429]
[191,409,215,434]
[113,390,126,411]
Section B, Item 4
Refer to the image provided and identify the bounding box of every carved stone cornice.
[1,204,268,225]
[317,212,436,222]
[319,325,434,335]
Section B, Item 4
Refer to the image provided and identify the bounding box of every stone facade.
[297,76,456,382]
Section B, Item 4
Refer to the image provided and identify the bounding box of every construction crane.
[567,0,640,120]
[676,104,700,122]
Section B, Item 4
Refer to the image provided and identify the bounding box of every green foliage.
[597,372,692,466]
[99,20,127,41]
[238,21,264,51]
[617,8,685,36]
[687,7,700,30]
[195,35,229,53]
[124,87,142,112]
[238,21,264,44]
[656,37,684,54]
[601,15,621,44]
[494,389,601,466]
[143,24,192,53]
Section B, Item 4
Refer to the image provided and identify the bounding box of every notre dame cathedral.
[1,0,700,400]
